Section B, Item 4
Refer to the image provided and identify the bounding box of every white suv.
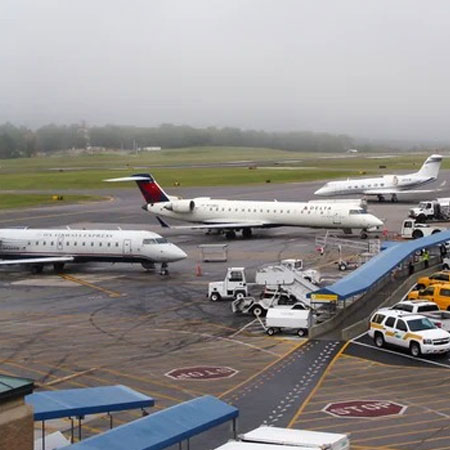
[368,309,450,357]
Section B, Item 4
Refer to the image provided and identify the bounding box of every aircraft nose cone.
[370,215,384,227]
[314,187,327,196]
[165,245,187,262]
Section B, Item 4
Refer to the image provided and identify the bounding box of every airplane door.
[332,213,342,225]
[57,235,64,251]
[123,239,132,254]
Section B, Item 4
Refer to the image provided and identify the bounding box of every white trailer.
[400,219,445,239]
[265,308,312,337]
[409,198,450,222]
[238,426,350,450]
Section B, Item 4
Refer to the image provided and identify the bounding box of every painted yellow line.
[218,340,307,399]
[60,274,123,298]
[44,367,98,387]
[353,426,445,444]
[101,368,201,400]
[287,341,349,428]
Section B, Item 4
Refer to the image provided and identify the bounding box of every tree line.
[0,122,367,158]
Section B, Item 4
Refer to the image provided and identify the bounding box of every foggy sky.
[2,0,450,141]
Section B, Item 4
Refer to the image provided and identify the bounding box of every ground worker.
[422,248,430,269]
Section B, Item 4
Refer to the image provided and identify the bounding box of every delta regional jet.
[0,228,187,275]
[315,154,443,202]
[106,174,384,239]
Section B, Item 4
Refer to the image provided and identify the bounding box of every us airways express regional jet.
[0,228,187,275]
[106,174,384,239]
[314,154,443,202]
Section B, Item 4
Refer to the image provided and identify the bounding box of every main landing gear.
[225,228,252,240]
[391,194,398,203]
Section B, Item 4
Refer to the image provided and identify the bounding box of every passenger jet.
[0,228,187,275]
[314,154,443,202]
[106,174,383,239]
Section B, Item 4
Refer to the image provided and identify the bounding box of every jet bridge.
[309,230,450,301]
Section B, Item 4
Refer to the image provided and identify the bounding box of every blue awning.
[26,385,154,421]
[66,395,239,450]
[309,231,450,301]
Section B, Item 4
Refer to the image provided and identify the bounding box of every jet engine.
[164,200,195,213]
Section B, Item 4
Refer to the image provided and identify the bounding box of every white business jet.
[314,154,443,202]
[106,174,383,239]
[0,228,187,275]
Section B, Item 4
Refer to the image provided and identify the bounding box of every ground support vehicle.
[208,267,248,302]
[416,271,450,290]
[237,426,349,450]
[401,219,445,239]
[263,309,312,337]
[231,287,309,317]
[368,309,450,356]
[408,283,450,310]
[389,301,450,331]
[409,198,450,223]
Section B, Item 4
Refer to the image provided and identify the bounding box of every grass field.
[0,194,106,210]
[0,147,445,208]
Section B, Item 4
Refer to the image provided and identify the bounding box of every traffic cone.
[195,264,202,277]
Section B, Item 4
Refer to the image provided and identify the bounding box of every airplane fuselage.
[0,229,186,264]
[317,174,436,196]
[146,198,382,231]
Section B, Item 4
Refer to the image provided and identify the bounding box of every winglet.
[156,216,171,228]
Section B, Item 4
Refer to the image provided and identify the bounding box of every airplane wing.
[0,256,74,266]
[156,216,270,229]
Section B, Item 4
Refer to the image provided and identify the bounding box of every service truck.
[401,219,445,239]
[409,198,450,223]
[208,267,248,302]
[231,288,308,317]
[238,426,350,450]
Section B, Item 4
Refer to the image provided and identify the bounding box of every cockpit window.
[143,237,168,245]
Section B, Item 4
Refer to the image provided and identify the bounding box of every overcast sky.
[2,0,450,141]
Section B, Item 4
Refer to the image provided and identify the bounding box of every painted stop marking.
[323,400,406,418]
[165,366,238,381]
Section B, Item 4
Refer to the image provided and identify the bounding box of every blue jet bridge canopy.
[66,395,239,450]
[26,385,154,421]
[309,230,450,301]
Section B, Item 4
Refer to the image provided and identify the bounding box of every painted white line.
[350,340,450,369]
[229,319,259,338]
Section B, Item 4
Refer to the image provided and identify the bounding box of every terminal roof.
[310,231,450,301]
[26,385,154,421]
[66,395,239,450]
[0,374,34,401]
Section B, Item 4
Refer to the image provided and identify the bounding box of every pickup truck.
[389,300,450,331]
[408,283,450,311]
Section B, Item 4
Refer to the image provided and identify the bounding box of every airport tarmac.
[2,179,450,448]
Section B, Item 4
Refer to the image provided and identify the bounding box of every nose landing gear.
[160,263,169,276]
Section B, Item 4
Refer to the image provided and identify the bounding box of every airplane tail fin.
[104,174,170,203]
[415,154,442,179]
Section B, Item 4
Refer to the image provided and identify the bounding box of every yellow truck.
[408,283,450,310]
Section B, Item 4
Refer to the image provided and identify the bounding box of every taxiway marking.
[59,274,123,298]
